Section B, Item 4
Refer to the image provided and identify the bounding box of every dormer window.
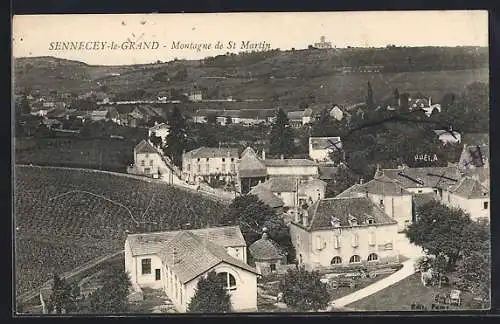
[348,215,358,226]
[379,199,384,207]
[367,218,375,225]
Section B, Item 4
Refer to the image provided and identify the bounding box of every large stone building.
[289,196,399,271]
[124,226,258,312]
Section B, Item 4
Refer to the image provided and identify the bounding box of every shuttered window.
[351,234,359,247]
[368,232,376,246]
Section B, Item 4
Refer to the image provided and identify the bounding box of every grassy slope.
[14,166,227,295]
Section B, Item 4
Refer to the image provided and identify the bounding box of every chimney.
[262,150,266,160]
[302,210,309,227]
[280,154,284,160]
[262,227,269,240]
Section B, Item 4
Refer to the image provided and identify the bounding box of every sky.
[12,11,489,66]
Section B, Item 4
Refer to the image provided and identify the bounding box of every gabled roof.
[135,139,158,154]
[263,159,317,167]
[381,166,461,189]
[300,196,397,231]
[309,137,342,150]
[449,177,489,199]
[248,233,285,261]
[126,225,247,256]
[157,231,258,284]
[184,146,239,159]
[335,184,365,199]
[239,147,267,178]
[249,185,284,209]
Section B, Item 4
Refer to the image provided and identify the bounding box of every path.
[327,234,424,310]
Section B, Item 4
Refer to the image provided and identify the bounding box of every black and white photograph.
[12,11,490,314]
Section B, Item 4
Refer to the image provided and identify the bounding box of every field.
[14,166,227,296]
[15,137,138,172]
[347,273,487,311]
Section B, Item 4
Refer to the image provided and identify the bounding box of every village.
[13,25,490,314]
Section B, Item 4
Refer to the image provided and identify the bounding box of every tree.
[311,107,331,137]
[325,165,360,198]
[225,116,232,125]
[46,273,79,314]
[406,201,472,269]
[279,267,329,311]
[207,113,217,125]
[393,88,400,101]
[88,263,132,314]
[16,95,31,116]
[223,194,295,262]
[366,81,374,109]
[187,271,232,313]
[198,126,218,147]
[269,108,294,157]
[149,132,163,148]
[164,106,187,167]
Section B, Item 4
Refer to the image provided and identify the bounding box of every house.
[329,105,345,121]
[89,110,109,122]
[148,123,170,147]
[248,228,287,276]
[434,128,461,145]
[252,177,326,211]
[129,140,165,178]
[105,106,122,124]
[182,147,240,184]
[124,226,258,312]
[249,185,285,215]
[287,108,314,127]
[289,196,399,271]
[337,176,414,232]
[313,36,333,49]
[188,90,203,102]
[309,137,343,162]
[458,144,489,170]
[442,176,490,221]
[238,147,268,194]
[262,156,319,179]
[408,95,441,117]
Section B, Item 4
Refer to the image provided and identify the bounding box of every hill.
[14,165,228,296]
[13,46,488,107]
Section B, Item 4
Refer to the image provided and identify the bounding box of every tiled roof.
[248,233,285,261]
[288,109,312,120]
[449,177,489,199]
[309,137,342,150]
[127,225,246,256]
[335,184,365,199]
[239,147,267,178]
[157,231,258,284]
[463,168,490,189]
[135,140,158,154]
[184,146,239,159]
[381,166,461,190]
[259,177,326,193]
[249,185,284,208]
[263,159,317,167]
[301,197,397,231]
[412,193,439,208]
[362,176,412,196]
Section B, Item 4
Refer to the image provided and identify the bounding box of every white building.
[124,226,259,312]
[182,147,240,184]
[442,176,490,221]
[309,137,342,162]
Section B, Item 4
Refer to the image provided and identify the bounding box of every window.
[418,190,423,193]
[197,164,201,173]
[368,232,376,246]
[379,199,384,206]
[187,164,191,171]
[231,164,236,172]
[367,218,374,225]
[368,253,378,262]
[145,153,149,158]
[216,272,237,291]
[270,264,277,272]
[222,164,226,173]
[149,160,154,166]
[197,158,200,162]
[299,254,303,265]
[277,192,282,196]
[231,158,235,162]
[484,201,489,210]
[140,160,145,167]
[331,256,342,264]
[235,248,240,258]
[349,255,361,263]
[315,236,323,250]
[205,164,209,172]
[222,158,226,162]
[141,258,151,275]
[155,269,161,281]
[351,234,359,247]
[384,242,393,250]
[206,158,209,162]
